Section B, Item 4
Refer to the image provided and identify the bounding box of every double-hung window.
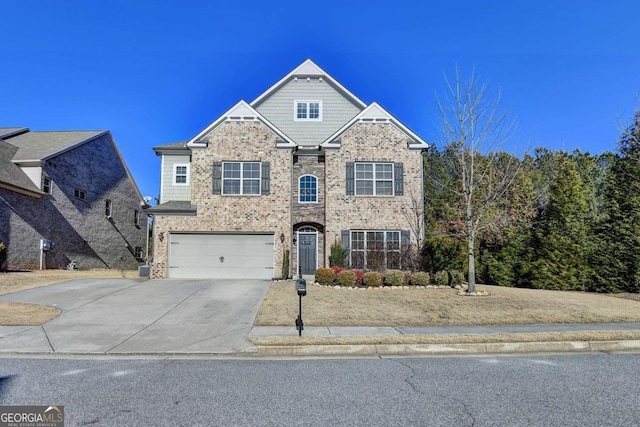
[223,162,261,195]
[355,163,393,196]
[295,101,322,121]
[42,176,52,194]
[350,230,401,270]
[105,200,112,217]
[299,175,317,203]
[174,164,189,185]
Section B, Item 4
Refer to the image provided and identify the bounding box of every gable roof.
[0,127,29,139]
[186,100,296,149]
[3,130,106,163]
[321,102,430,150]
[250,59,367,110]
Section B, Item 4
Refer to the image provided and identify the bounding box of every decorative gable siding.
[324,122,424,260]
[161,154,191,202]
[254,78,362,146]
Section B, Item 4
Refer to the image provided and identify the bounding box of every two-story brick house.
[148,59,429,279]
[0,128,147,271]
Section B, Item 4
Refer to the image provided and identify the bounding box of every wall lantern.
[158,232,164,242]
[280,233,285,243]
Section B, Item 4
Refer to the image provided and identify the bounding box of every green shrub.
[411,271,430,286]
[363,271,382,287]
[384,269,404,286]
[281,249,290,279]
[315,268,335,285]
[330,241,348,267]
[338,270,357,287]
[449,269,465,286]
[435,271,449,286]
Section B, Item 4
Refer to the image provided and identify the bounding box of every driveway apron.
[0,278,270,354]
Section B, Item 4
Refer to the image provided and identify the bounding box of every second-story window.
[174,164,189,185]
[134,209,140,226]
[74,188,86,200]
[299,175,317,203]
[105,199,112,217]
[223,162,261,195]
[355,163,393,196]
[295,101,322,121]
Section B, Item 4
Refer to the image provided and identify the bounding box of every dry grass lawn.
[0,269,138,326]
[254,282,640,327]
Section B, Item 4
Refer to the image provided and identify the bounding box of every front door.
[298,232,317,275]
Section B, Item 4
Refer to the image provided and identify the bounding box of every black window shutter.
[261,162,271,195]
[212,162,222,195]
[341,230,350,250]
[346,162,354,195]
[394,162,404,196]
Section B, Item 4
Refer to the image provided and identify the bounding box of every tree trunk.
[467,214,476,293]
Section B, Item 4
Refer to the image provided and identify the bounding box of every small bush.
[363,271,382,287]
[385,269,404,286]
[411,271,430,286]
[449,270,465,286]
[281,249,290,279]
[331,265,344,276]
[338,270,357,287]
[435,271,449,286]
[315,268,335,285]
[404,271,413,286]
[330,241,349,267]
[353,270,364,286]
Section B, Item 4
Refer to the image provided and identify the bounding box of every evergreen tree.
[529,155,593,290]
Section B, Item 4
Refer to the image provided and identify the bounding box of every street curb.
[255,340,640,357]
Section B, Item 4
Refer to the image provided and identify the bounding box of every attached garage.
[168,233,274,279]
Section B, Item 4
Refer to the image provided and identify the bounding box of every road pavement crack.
[391,359,424,396]
[105,287,204,353]
[449,396,477,427]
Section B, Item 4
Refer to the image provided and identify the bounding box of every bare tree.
[400,181,425,252]
[436,67,521,293]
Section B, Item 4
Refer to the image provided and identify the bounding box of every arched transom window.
[299,175,317,203]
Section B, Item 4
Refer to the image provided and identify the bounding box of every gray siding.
[255,78,362,146]
[161,154,192,202]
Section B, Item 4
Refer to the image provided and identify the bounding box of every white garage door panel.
[169,234,274,279]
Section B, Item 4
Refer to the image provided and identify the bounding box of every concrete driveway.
[0,278,270,354]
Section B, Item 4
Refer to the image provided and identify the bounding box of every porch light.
[280,233,285,243]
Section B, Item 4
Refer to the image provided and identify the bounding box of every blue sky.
[2,0,639,199]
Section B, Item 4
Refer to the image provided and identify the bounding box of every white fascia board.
[185,100,296,148]
[250,59,367,109]
[320,102,430,150]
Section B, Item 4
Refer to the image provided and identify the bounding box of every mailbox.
[296,278,307,297]
[41,239,56,251]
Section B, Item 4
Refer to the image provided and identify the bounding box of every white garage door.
[169,233,274,279]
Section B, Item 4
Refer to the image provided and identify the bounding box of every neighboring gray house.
[0,127,147,271]
[148,59,429,280]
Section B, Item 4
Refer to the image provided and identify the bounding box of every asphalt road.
[1,353,639,426]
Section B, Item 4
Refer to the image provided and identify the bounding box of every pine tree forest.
[423,110,640,293]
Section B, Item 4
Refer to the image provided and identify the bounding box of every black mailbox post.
[295,278,306,336]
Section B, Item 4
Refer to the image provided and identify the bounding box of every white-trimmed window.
[222,162,261,195]
[355,163,393,196]
[174,164,189,185]
[105,199,112,217]
[42,176,52,194]
[134,209,140,226]
[299,175,318,203]
[350,230,401,270]
[294,101,322,121]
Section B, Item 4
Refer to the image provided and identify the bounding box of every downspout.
[290,147,295,279]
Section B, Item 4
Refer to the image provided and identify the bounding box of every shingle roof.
[0,127,29,139]
[4,130,106,162]
[0,140,42,195]
[144,201,197,215]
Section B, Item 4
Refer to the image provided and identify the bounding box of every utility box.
[138,265,150,277]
